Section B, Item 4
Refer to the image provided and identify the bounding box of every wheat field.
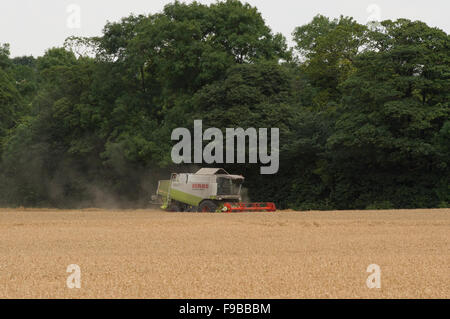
[0,208,448,298]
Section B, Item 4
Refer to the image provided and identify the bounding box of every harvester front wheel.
[198,200,218,213]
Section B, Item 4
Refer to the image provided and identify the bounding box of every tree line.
[0,0,448,209]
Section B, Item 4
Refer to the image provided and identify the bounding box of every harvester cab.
[154,168,276,213]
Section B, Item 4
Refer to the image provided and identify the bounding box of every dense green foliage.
[0,1,448,209]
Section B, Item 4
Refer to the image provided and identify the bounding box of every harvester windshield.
[217,177,243,196]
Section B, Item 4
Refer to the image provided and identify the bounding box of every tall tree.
[293,15,367,107]
[327,19,450,208]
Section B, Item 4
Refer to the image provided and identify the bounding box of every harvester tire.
[169,202,182,212]
[198,200,218,213]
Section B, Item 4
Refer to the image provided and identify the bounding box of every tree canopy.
[0,1,448,209]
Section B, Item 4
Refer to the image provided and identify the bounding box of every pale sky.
[1,0,448,57]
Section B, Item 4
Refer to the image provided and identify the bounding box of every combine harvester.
[153,168,276,213]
